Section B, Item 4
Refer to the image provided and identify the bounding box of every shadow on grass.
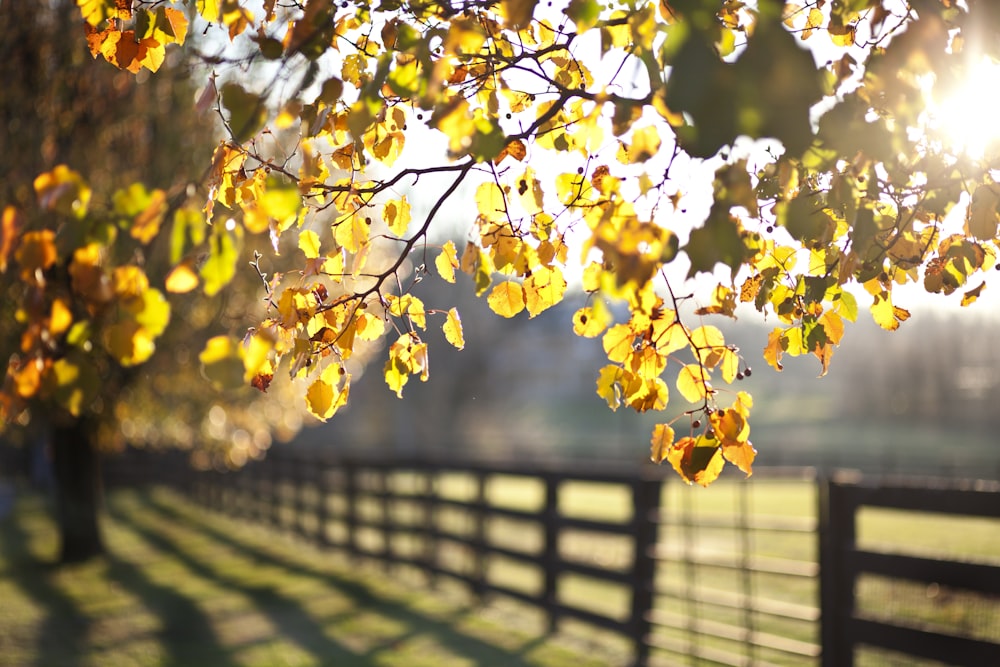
[125,489,554,667]
[102,552,232,666]
[0,501,88,667]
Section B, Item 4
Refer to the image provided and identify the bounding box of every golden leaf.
[299,229,321,259]
[165,262,200,294]
[676,364,710,403]
[487,281,525,318]
[383,196,411,237]
[443,308,465,349]
[436,240,459,283]
[650,424,675,464]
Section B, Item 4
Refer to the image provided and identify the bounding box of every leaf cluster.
[6,0,1000,484]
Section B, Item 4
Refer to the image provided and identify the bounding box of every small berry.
[744,368,752,377]
[736,372,744,381]
[505,112,512,119]
[692,419,701,429]
[576,167,584,175]
[766,225,774,233]
[705,429,715,440]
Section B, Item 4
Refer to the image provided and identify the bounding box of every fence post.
[472,470,488,599]
[630,475,661,667]
[819,475,856,667]
[422,469,439,587]
[380,467,393,567]
[344,461,358,558]
[542,473,560,634]
[316,460,329,548]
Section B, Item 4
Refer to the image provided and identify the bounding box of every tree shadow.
[0,498,88,667]
[109,494,370,666]
[130,489,561,666]
[102,551,233,666]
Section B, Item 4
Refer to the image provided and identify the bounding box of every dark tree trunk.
[51,421,104,563]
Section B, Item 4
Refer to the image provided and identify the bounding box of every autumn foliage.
[4,0,1000,487]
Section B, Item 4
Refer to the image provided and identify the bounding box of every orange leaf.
[667,437,724,487]
[1,206,23,274]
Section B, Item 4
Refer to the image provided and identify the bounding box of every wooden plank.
[844,481,1000,518]
[850,549,1000,594]
[655,583,820,623]
[647,609,821,658]
[851,617,1000,665]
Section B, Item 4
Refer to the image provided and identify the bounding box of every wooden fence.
[104,450,1000,666]
[174,451,825,666]
[819,473,1000,666]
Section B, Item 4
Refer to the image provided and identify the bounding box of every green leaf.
[200,223,242,296]
[221,83,268,144]
[684,202,750,278]
[45,353,100,417]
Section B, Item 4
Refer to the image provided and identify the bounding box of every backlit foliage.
[4,0,1000,484]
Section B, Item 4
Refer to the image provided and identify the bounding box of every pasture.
[2,469,999,666]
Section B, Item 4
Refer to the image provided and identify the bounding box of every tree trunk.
[51,421,104,563]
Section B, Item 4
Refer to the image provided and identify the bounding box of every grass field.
[0,486,619,667]
[3,473,999,667]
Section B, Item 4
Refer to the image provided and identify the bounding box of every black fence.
[820,473,1000,666]
[98,449,1000,666]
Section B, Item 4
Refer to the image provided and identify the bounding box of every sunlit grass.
[0,488,616,667]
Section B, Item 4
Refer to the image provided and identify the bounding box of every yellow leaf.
[487,281,525,318]
[306,363,349,420]
[602,323,634,363]
[516,167,544,215]
[306,376,335,419]
[595,364,622,410]
[572,303,611,338]
[626,126,661,163]
[667,436,724,487]
[677,364,710,403]
[387,294,427,329]
[523,266,567,317]
[436,240,459,283]
[104,320,156,367]
[243,332,273,382]
[49,299,73,336]
[443,308,465,349]
[475,182,508,223]
[763,327,786,371]
[650,424,675,464]
[198,335,245,391]
[870,292,909,331]
[299,229,321,258]
[383,196,411,236]
[164,262,199,294]
[334,214,369,253]
[197,0,220,22]
[690,325,726,368]
[719,347,740,383]
[355,311,386,341]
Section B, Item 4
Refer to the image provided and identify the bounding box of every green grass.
[8,473,998,667]
[0,487,620,667]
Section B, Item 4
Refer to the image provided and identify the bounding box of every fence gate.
[819,473,1000,666]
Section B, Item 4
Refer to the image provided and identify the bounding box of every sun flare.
[925,57,1000,161]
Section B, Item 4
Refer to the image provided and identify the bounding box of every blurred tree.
[6,0,1000,530]
[0,1,380,562]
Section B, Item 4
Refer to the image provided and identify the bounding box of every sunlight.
[925,56,1000,161]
